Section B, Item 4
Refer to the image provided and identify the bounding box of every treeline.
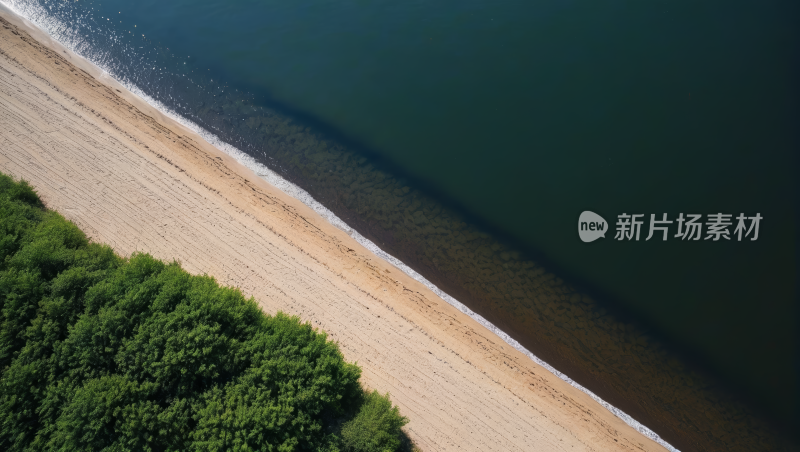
[0,172,412,452]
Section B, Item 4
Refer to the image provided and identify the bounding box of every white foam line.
[1,1,678,450]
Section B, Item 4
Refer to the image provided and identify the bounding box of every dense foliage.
[0,173,409,451]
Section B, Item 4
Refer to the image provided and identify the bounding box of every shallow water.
[3,0,797,447]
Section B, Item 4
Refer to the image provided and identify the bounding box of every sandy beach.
[0,9,677,452]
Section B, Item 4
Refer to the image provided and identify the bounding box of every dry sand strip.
[0,10,668,452]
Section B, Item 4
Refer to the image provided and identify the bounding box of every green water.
[10,0,798,444]
[154,0,798,420]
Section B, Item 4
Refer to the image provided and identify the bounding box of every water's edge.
[0,1,681,450]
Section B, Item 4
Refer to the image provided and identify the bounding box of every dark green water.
[8,0,797,446]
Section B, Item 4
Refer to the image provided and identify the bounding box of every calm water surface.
[10,0,797,430]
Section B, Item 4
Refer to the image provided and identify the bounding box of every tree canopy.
[0,172,410,452]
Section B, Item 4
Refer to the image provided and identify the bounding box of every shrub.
[0,173,410,452]
[341,391,409,452]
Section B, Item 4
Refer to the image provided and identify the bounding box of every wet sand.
[0,9,675,452]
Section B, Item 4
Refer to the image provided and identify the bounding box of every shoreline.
[0,7,676,450]
[0,2,682,448]
[0,3,783,452]
[1,2,793,451]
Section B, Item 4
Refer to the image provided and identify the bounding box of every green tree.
[341,391,409,452]
[0,172,411,452]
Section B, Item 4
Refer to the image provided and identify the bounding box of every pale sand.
[0,10,668,452]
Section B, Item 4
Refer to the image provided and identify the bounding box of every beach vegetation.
[0,172,411,452]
